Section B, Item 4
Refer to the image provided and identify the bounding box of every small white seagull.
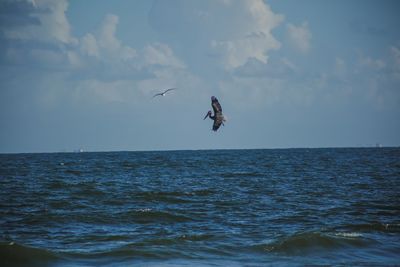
[152,88,177,98]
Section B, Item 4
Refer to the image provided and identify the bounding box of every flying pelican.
[203,96,225,131]
[152,88,177,98]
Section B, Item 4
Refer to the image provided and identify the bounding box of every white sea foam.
[334,232,363,238]
[138,208,152,212]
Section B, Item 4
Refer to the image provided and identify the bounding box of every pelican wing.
[212,114,224,131]
[211,98,222,114]
[164,88,177,94]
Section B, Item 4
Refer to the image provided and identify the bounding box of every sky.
[0,0,399,153]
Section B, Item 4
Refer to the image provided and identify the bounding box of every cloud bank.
[0,0,189,106]
[1,0,398,110]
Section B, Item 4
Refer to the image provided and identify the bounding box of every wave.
[45,179,70,190]
[145,233,214,245]
[254,231,375,255]
[118,209,192,224]
[134,189,215,204]
[0,238,210,267]
[221,171,262,178]
[0,242,60,267]
[64,169,83,176]
[334,222,400,233]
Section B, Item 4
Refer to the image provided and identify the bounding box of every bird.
[203,96,225,131]
[152,88,177,98]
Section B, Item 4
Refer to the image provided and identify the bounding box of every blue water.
[1,148,399,266]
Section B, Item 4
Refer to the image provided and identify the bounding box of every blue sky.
[1,0,399,153]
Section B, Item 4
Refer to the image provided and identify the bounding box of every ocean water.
[0,148,399,266]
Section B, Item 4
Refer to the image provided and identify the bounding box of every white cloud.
[71,15,187,102]
[211,31,281,69]
[3,0,77,44]
[286,21,312,53]
[142,43,185,68]
[0,1,189,106]
[80,33,99,58]
[37,0,76,44]
[77,13,189,74]
[98,14,120,51]
[95,14,134,62]
[210,0,283,69]
[80,14,136,63]
[149,0,284,70]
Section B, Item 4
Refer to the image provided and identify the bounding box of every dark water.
[1,148,399,266]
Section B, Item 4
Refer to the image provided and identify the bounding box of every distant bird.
[204,96,225,131]
[152,88,177,98]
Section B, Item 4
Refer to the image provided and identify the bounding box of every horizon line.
[0,145,397,155]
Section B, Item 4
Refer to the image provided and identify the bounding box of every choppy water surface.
[1,148,399,266]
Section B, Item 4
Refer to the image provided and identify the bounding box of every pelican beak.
[203,112,209,120]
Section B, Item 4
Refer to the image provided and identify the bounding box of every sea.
[0,148,399,266]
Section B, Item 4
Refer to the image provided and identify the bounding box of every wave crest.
[260,231,374,255]
[0,242,60,266]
